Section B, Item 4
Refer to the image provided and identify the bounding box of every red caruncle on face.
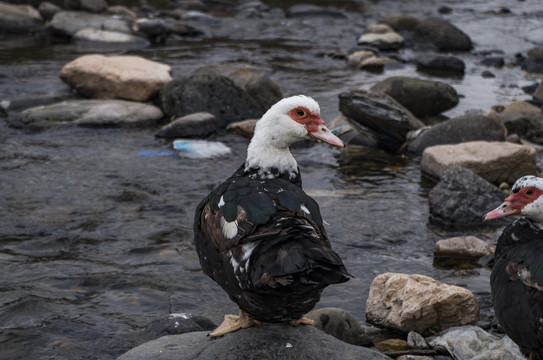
[288,106,325,134]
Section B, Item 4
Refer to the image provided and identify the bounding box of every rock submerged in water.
[365,272,480,336]
[117,323,392,360]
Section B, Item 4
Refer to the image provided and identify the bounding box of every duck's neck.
[245,133,298,180]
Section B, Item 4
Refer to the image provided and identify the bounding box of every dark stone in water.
[415,17,472,51]
[370,76,459,118]
[159,72,263,128]
[407,114,506,154]
[481,57,505,68]
[428,166,510,228]
[416,55,465,74]
[338,89,423,149]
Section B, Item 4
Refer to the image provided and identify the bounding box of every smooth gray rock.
[498,107,543,144]
[117,323,392,360]
[370,76,459,118]
[522,47,543,75]
[428,166,509,228]
[155,112,217,138]
[415,17,472,51]
[7,100,163,131]
[159,72,263,128]
[48,11,132,36]
[407,114,506,154]
[338,89,424,150]
[416,55,465,74]
[306,307,373,347]
[0,3,43,33]
[145,313,216,338]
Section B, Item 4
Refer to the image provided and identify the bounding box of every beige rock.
[366,23,394,34]
[226,118,258,138]
[365,273,479,335]
[421,141,536,184]
[357,31,404,48]
[347,50,374,67]
[434,236,495,260]
[60,54,172,101]
[359,56,396,69]
[502,100,542,114]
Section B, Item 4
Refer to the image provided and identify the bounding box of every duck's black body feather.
[194,164,350,322]
[491,217,543,360]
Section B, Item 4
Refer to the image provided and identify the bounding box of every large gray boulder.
[338,89,424,150]
[428,166,510,228]
[407,114,506,154]
[415,17,472,51]
[48,11,132,36]
[370,77,459,118]
[117,323,392,360]
[7,100,163,131]
[159,72,263,128]
[0,2,43,33]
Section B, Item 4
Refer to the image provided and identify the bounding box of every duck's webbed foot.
[289,316,314,327]
[209,309,260,337]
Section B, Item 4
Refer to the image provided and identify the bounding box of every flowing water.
[0,0,542,358]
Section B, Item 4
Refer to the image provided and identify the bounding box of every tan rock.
[226,118,258,138]
[347,50,374,67]
[357,31,404,48]
[434,236,495,259]
[502,100,541,114]
[60,54,172,101]
[365,273,479,335]
[421,141,536,184]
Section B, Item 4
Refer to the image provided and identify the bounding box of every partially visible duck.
[194,95,351,337]
[484,175,543,360]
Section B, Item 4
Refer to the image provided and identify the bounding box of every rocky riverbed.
[1,0,543,359]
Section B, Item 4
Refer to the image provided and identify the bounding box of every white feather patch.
[220,216,238,239]
[300,204,310,214]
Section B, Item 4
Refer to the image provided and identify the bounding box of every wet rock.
[195,65,282,111]
[145,313,216,338]
[48,10,132,36]
[357,32,404,51]
[481,56,504,68]
[286,4,347,19]
[430,326,525,360]
[494,101,543,144]
[380,13,420,32]
[359,56,397,71]
[226,118,257,138]
[421,141,537,185]
[407,114,506,154]
[306,307,373,347]
[396,356,434,360]
[375,338,408,352]
[7,99,163,131]
[155,112,217,139]
[117,323,393,360]
[73,29,149,47]
[64,0,109,13]
[328,112,379,148]
[106,5,137,23]
[521,47,543,75]
[38,2,62,22]
[60,54,171,101]
[347,50,375,67]
[370,76,459,118]
[338,89,424,150]
[415,17,472,51]
[434,236,495,260]
[365,272,480,335]
[0,3,43,34]
[481,70,495,78]
[427,166,512,228]
[416,55,465,74]
[136,18,203,43]
[159,72,263,128]
[407,331,429,349]
[534,81,543,102]
[366,23,394,34]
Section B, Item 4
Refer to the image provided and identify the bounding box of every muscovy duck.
[193,95,351,337]
[484,175,543,360]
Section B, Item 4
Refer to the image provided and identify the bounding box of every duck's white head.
[245,95,344,178]
[484,175,543,224]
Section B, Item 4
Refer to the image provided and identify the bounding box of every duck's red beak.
[309,124,345,148]
[483,200,521,221]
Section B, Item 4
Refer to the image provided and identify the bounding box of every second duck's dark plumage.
[485,176,543,360]
[193,95,350,334]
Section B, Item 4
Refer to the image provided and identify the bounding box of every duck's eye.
[526,189,534,196]
[296,109,305,117]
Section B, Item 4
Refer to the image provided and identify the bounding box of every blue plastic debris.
[173,139,231,159]
[138,150,176,157]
